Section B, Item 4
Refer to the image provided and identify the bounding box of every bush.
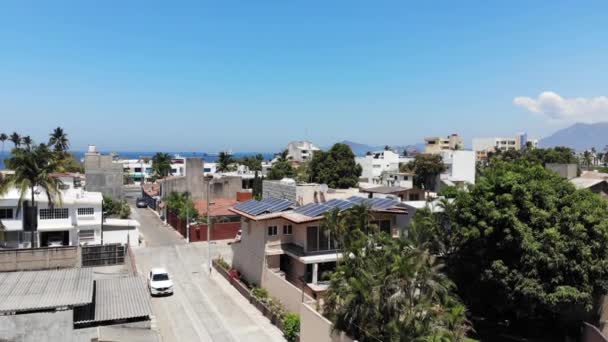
[282,313,300,342]
[216,256,230,270]
[251,287,269,301]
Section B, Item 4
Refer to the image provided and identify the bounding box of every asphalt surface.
[131,207,285,342]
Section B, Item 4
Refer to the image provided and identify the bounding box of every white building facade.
[0,174,103,248]
[439,150,476,186]
[356,150,413,184]
[118,155,187,184]
[286,141,320,163]
[472,133,538,161]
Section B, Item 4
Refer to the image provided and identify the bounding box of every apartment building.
[230,196,408,298]
[438,150,476,188]
[286,141,320,163]
[0,173,103,248]
[355,150,413,184]
[120,156,187,184]
[424,134,463,154]
[472,132,538,161]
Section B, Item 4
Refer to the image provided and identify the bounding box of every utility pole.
[206,176,212,274]
[185,192,190,243]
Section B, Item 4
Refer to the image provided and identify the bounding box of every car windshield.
[152,273,169,281]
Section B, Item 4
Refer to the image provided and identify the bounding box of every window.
[77,208,95,216]
[267,226,278,236]
[0,208,13,219]
[283,225,292,235]
[306,226,337,252]
[134,167,142,173]
[39,208,69,220]
[371,220,392,235]
[79,229,95,240]
[409,194,420,201]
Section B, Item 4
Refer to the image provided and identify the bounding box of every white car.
[149,268,174,296]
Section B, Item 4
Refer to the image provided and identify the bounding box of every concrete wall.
[263,180,330,206]
[85,153,124,199]
[261,267,314,314]
[0,246,80,271]
[102,225,139,246]
[300,302,354,342]
[0,310,73,342]
[546,163,578,180]
[232,219,267,286]
[263,180,297,202]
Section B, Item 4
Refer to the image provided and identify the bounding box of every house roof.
[74,276,152,325]
[360,186,413,194]
[0,268,94,313]
[195,198,239,217]
[571,177,606,189]
[231,196,407,222]
[143,183,160,197]
[581,171,608,180]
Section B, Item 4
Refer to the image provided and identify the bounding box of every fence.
[167,209,240,242]
[81,243,125,267]
[300,301,354,342]
[0,246,80,271]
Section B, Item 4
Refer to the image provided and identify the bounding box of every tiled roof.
[0,268,93,313]
[74,276,152,325]
[195,198,239,217]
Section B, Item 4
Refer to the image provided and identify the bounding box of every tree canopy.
[165,191,199,221]
[402,154,446,190]
[239,154,264,172]
[486,146,578,166]
[308,143,361,188]
[152,152,172,179]
[324,205,470,341]
[217,151,235,173]
[441,160,608,338]
[267,150,295,180]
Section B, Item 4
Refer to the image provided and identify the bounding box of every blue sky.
[1,1,608,152]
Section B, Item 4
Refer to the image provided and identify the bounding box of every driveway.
[132,207,284,342]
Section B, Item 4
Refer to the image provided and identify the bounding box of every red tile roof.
[194,198,239,217]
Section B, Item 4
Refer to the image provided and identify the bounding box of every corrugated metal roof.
[74,276,152,325]
[0,268,93,313]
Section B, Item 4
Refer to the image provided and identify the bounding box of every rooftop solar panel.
[234,198,294,216]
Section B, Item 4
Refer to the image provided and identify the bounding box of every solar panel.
[305,204,332,217]
[234,200,257,211]
[234,198,294,216]
[266,199,292,213]
[294,203,317,214]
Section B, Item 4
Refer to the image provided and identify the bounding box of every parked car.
[47,237,64,247]
[136,198,147,208]
[149,268,174,296]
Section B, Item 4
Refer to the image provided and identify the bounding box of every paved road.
[131,207,285,342]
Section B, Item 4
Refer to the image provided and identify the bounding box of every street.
[131,207,285,342]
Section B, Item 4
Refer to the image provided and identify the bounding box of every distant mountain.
[539,122,608,151]
[327,141,424,156]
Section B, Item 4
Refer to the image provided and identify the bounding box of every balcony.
[267,243,342,264]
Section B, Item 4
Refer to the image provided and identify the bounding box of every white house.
[286,141,320,163]
[0,174,103,248]
[472,133,538,161]
[356,150,413,184]
[439,150,476,187]
[118,155,187,184]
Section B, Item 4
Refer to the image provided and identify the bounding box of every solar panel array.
[293,196,401,218]
[233,198,293,216]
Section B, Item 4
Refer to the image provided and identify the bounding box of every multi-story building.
[230,196,408,299]
[286,141,320,164]
[438,150,476,189]
[119,155,186,184]
[424,134,463,154]
[0,173,103,248]
[472,132,538,161]
[355,150,413,184]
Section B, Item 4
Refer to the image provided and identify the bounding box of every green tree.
[165,191,199,221]
[48,126,69,152]
[21,136,32,148]
[239,154,264,172]
[151,152,172,179]
[266,153,295,181]
[102,195,131,219]
[324,205,470,341]
[444,160,608,339]
[9,132,20,147]
[308,143,362,188]
[404,154,446,190]
[3,143,63,247]
[217,151,234,172]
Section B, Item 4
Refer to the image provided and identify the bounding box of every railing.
[81,243,125,267]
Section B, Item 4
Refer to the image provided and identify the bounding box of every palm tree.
[3,143,62,247]
[322,207,347,266]
[21,136,32,148]
[277,149,289,162]
[151,152,172,178]
[9,132,20,147]
[0,133,7,155]
[48,127,69,152]
[216,151,234,173]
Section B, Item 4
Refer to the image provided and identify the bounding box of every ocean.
[0,151,275,170]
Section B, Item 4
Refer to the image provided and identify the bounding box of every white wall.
[300,302,354,342]
[102,226,139,246]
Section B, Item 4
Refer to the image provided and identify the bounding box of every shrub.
[216,256,230,270]
[282,313,300,342]
[251,287,269,301]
